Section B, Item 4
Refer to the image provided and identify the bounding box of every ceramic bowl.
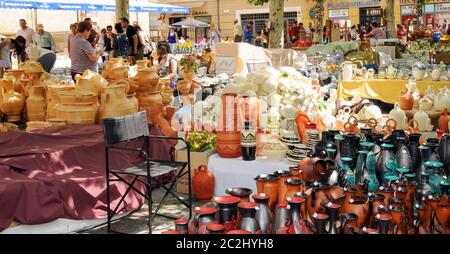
[261,142,288,161]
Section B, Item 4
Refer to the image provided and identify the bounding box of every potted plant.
[179,54,201,83]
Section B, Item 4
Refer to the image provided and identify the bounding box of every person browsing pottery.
[120,17,142,63]
[33,23,56,52]
[24,42,57,72]
[67,23,77,56]
[152,41,177,81]
[17,19,34,46]
[112,22,130,60]
[233,19,243,42]
[69,20,103,80]
[133,21,152,60]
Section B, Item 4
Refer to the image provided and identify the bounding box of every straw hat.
[36,23,44,30]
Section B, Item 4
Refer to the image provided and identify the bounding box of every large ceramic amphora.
[4,69,25,94]
[55,91,96,124]
[26,85,46,121]
[137,91,163,124]
[98,84,136,120]
[1,78,25,122]
[135,67,160,92]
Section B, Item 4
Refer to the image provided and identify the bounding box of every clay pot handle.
[197,165,208,173]
[348,116,359,126]
[386,119,397,131]
[408,119,419,133]
[366,118,378,132]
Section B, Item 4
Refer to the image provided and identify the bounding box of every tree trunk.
[268,0,284,48]
[313,1,324,44]
[414,1,423,30]
[115,0,129,21]
[385,0,395,38]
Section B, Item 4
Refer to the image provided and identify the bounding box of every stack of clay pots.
[134,66,162,124]
[55,91,97,124]
[46,83,75,120]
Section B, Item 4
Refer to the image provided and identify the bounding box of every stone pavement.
[79,189,211,234]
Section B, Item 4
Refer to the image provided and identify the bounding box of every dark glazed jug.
[396,137,412,170]
[312,213,329,234]
[272,204,290,234]
[376,143,395,184]
[287,196,309,234]
[438,134,450,176]
[315,131,337,157]
[237,202,260,234]
[189,207,218,234]
[424,139,440,162]
[213,196,241,231]
[416,145,431,182]
[408,133,422,174]
[252,193,273,234]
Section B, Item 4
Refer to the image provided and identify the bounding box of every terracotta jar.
[295,111,312,142]
[213,196,241,232]
[135,67,160,92]
[1,78,25,122]
[368,194,385,227]
[137,91,163,124]
[75,69,108,96]
[306,183,331,221]
[206,223,225,234]
[175,218,189,234]
[19,60,44,73]
[284,178,302,202]
[438,108,449,132]
[274,170,293,205]
[182,69,195,83]
[216,131,241,158]
[262,174,280,210]
[98,84,136,120]
[298,157,328,183]
[376,186,395,207]
[399,84,414,110]
[26,85,46,121]
[341,195,369,230]
[192,165,215,202]
[108,66,128,82]
[5,69,25,94]
[55,91,96,124]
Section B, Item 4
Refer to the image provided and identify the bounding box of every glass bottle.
[241,121,256,161]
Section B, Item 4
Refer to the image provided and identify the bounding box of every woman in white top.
[208,23,221,47]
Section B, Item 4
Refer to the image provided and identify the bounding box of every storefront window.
[240,11,298,36]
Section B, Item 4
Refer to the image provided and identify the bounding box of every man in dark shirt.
[120,17,142,63]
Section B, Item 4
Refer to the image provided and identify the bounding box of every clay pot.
[253,193,273,234]
[26,85,46,121]
[46,84,75,120]
[55,91,96,124]
[182,69,195,83]
[226,187,253,203]
[192,165,215,202]
[342,195,369,231]
[306,183,331,221]
[340,213,359,234]
[175,218,189,234]
[19,60,44,73]
[259,174,280,210]
[237,202,260,234]
[155,115,177,145]
[5,69,25,94]
[295,111,312,142]
[1,78,25,122]
[274,170,293,205]
[135,67,160,92]
[272,204,290,234]
[206,223,225,234]
[137,91,163,124]
[75,69,108,96]
[213,196,241,231]
[399,84,414,110]
[127,93,139,112]
[376,186,395,207]
[216,131,241,158]
[298,157,328,183]
[438,108,449,132]
[283,178,302,203]
[26,121,53,133]
[98,84,137,120]
[435,203,449,233]
[189,207,217,234]
[108,66,128,82]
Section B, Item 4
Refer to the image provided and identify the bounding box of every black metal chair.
[102,111,192,234]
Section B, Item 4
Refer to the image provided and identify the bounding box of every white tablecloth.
[207,154,295,196]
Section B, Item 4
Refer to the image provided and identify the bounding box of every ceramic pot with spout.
[98,84,137,120]
[399,84,414,110]
[412,62,426,81]
[26,85,46,121]
[1,78,25,122]
[192,165,215,202]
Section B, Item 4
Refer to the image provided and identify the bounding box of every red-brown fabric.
[0,124,174,231]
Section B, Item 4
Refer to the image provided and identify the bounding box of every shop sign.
[401,5,414,15]
[400,0,450,5]
[329,9,349,18]
[435,3,450,12]
[327,0,380,9]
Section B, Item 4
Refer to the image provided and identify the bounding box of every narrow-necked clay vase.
[192,165,215,202]
[438,108,449,132]
[26,85,46,121]
[1,78,25,122]
[98,84,136,120]
[399,84,414,110]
